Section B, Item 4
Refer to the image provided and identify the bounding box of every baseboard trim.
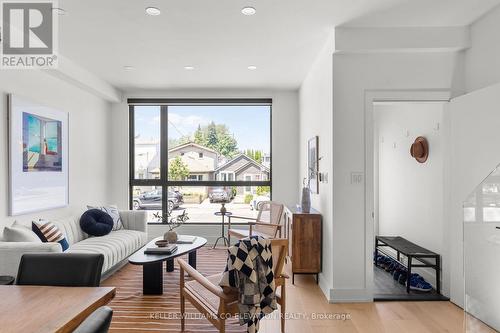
[318,275,332,301]
[330,288,373,303]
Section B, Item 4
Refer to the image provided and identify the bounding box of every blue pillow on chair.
[80,209,114,237]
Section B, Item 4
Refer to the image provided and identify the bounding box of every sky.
[134,105,271,152]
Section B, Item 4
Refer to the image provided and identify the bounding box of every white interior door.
[464,165,500,331]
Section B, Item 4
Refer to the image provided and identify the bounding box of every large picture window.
[129,99,272,223]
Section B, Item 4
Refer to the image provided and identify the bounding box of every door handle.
[496,227,500,230]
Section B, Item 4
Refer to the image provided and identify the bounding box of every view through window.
[130,100,272,223]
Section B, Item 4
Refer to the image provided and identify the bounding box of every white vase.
[301,186,311,213]
[164,230,178,243]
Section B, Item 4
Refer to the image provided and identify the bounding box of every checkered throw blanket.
[219,236,277,333]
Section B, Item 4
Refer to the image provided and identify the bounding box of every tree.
[168,136,190,149]
[256,186,270,196]
[169,156,189,180]
[193,122,238,158]
[193,124,204,144]
[245,149,263,164]
[254,150,262,164]
[206,122,218,148]
[217,134,238,158]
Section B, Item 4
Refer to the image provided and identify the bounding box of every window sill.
[147,222,249,226]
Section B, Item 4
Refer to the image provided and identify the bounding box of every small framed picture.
[308,136,319,194]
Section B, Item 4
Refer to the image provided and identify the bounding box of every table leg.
[188,251,197,269]
[222,214,225,237]
[213,236,222,249]
[436,256,441,294]
[166,259,174,272]
[213,214,229,248]
[143,262,163,295]
[407,256,412,293]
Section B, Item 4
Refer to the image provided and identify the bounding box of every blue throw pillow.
[80,209,114,237]
[87,205,123,230]
[32,219,69,251]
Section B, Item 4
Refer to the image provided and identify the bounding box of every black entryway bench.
[375,236,441,294]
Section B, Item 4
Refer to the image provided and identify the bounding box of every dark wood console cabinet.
[284,206,322,284]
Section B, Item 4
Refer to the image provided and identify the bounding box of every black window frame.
[128,98,273,222]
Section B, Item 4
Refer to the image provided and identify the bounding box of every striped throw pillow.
[32,219,69,251]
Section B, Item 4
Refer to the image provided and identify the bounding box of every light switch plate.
[351,172,364,184]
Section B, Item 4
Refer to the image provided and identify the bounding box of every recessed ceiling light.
[241,6,256,16]
[123,66,135,71]
[247,65,257,70]
[184,66,195,70]
[52,7,66,15]
[145,7,161,16]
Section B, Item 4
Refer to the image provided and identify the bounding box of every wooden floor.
[261,273,496,333]
[103,248,243,332]
[103,246,496,333]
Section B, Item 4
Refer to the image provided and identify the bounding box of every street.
[141,198,259,223]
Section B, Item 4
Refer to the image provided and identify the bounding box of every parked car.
[133,189,184,212]
[209,187,230,203]
[249,195,271,210]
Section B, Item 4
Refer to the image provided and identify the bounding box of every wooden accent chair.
[227,201,284,245]
[178,238,289,333]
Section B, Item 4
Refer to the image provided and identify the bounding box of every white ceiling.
[344,0,500,27]
[58,0,500,91]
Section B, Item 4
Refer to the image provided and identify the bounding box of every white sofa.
[0,210,148,279]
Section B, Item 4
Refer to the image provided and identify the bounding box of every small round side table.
[0,276,15,285]
[213,211,232,248]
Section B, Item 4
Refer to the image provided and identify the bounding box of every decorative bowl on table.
[155,240,170,247]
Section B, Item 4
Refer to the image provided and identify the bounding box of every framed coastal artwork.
[8,94,69,215]
[308,136,319,194]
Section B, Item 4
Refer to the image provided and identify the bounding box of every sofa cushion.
[67,230,147,272]
[0,242,63,278]
[52,216,88,245]
[80,210,113,237]
[3,225,41,243]
[32,220,69,251]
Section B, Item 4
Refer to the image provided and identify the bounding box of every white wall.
[331,52,463,302]
[294,5,500,305]
[375,102,446,286]
[443,3,500,308]
[465,4,500,92]
[109,89,299,211]
[299,35,335,299]
[446,82,500,307]
[0,70,112,230]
